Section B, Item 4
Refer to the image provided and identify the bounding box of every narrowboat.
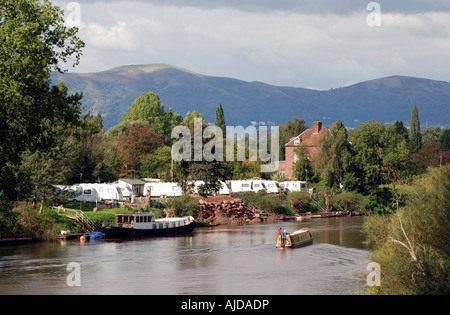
[105,212,195,238]
[276,228,313,249]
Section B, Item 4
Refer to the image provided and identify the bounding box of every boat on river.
[104,212,195,238]
[276,228,313,249]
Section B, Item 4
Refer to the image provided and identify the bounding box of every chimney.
[332,122,338,129]
[313,121,322,134]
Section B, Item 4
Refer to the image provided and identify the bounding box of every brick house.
[276,122,332,179]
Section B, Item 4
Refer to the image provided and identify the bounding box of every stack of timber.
[195,198,260,225]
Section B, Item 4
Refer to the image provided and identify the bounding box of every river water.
[0,216,369,295]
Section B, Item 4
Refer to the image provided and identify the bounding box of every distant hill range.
[51,64,450,130]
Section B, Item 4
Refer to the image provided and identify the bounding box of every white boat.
[105,213,195,238]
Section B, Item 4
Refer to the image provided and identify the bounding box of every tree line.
[290,106,450,195]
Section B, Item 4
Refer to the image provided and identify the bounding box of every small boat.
[104,212,195,238]
[276,228,313,249]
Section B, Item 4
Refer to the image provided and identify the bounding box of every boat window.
[99,187,104,192]
[242,184,249,188]
[172,186,180,191]
[254,184,260,188]
[83,189,91,195]
[107,188,114,193]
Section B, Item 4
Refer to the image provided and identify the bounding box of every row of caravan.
[143,180,308,197]
[58,183,133,203]
[59,180,308,202]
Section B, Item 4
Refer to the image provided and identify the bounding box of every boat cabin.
[115,213,155,229]
[114,213,193,231]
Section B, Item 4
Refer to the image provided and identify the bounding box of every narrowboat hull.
[105,220,195,238]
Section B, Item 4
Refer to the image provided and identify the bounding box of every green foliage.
[292,145,313,182]
[0,0,84,205]
[278,117,307,161]
[439,129,450,151]
[313,121,356,190]
[363,165,450,295]
[215,104,226,137]
[120,91,182,145]
[409,105,422,153]
[334,191,367,212]
[166,196,199,217]
[287,191,310,213]
[14,205,59,240]
[240,191,291,214]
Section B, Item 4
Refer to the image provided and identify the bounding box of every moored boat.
[276,228,313,249]
[105,212,195,238]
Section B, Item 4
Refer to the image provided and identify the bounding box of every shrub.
[334,191,368,212]
[166,196,199,217]
[287,191,310,213]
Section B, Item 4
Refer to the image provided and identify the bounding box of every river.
[0,216,369,295]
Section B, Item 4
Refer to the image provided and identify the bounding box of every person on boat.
[277,228,283,246]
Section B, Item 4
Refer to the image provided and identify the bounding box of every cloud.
[52,0,450,89]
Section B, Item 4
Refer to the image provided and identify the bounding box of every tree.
[120,92,182,144]
[0,0,84,202]
[421,126,443,146]
[414,141,450,173]
[215,104,226,138]
[363,165,450,294]
[314,121,357,190]
[278,117,307,161]
[111,124,164,176]
[292,145,312,182]
[381,124,413,190]
[439,129,450,151]
[409,105,422,153]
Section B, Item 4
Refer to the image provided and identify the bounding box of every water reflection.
[0,216,368,295]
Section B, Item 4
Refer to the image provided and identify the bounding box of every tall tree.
[409,105,422,153]
[314,121,358,190]
[0,0,84,201]
[120,92,182,145]
[215,104,226,138]
[439,129,450,151]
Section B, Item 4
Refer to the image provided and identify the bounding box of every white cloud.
[52,1,450,89]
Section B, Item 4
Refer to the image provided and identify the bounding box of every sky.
[52,0,450,90]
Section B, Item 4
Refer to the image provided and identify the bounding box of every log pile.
[195,198,259,225]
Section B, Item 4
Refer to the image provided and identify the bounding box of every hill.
[51,64,450,130]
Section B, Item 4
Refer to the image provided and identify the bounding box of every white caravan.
[250,179,267,193]
[279,181,307,192]
[143,182,182,198]
[192,181,231,195]
[91,183,124,201]
[69,184,100,202]
[219,181,232,195]
[116,184,133,199]
[230,180,254,193]
[261,180,281,194]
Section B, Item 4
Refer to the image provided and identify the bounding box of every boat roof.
[291,228,310,235]
[116,212,155,217]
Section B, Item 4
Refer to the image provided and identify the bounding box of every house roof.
[285,128,328,147]
[118,178,145,185]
